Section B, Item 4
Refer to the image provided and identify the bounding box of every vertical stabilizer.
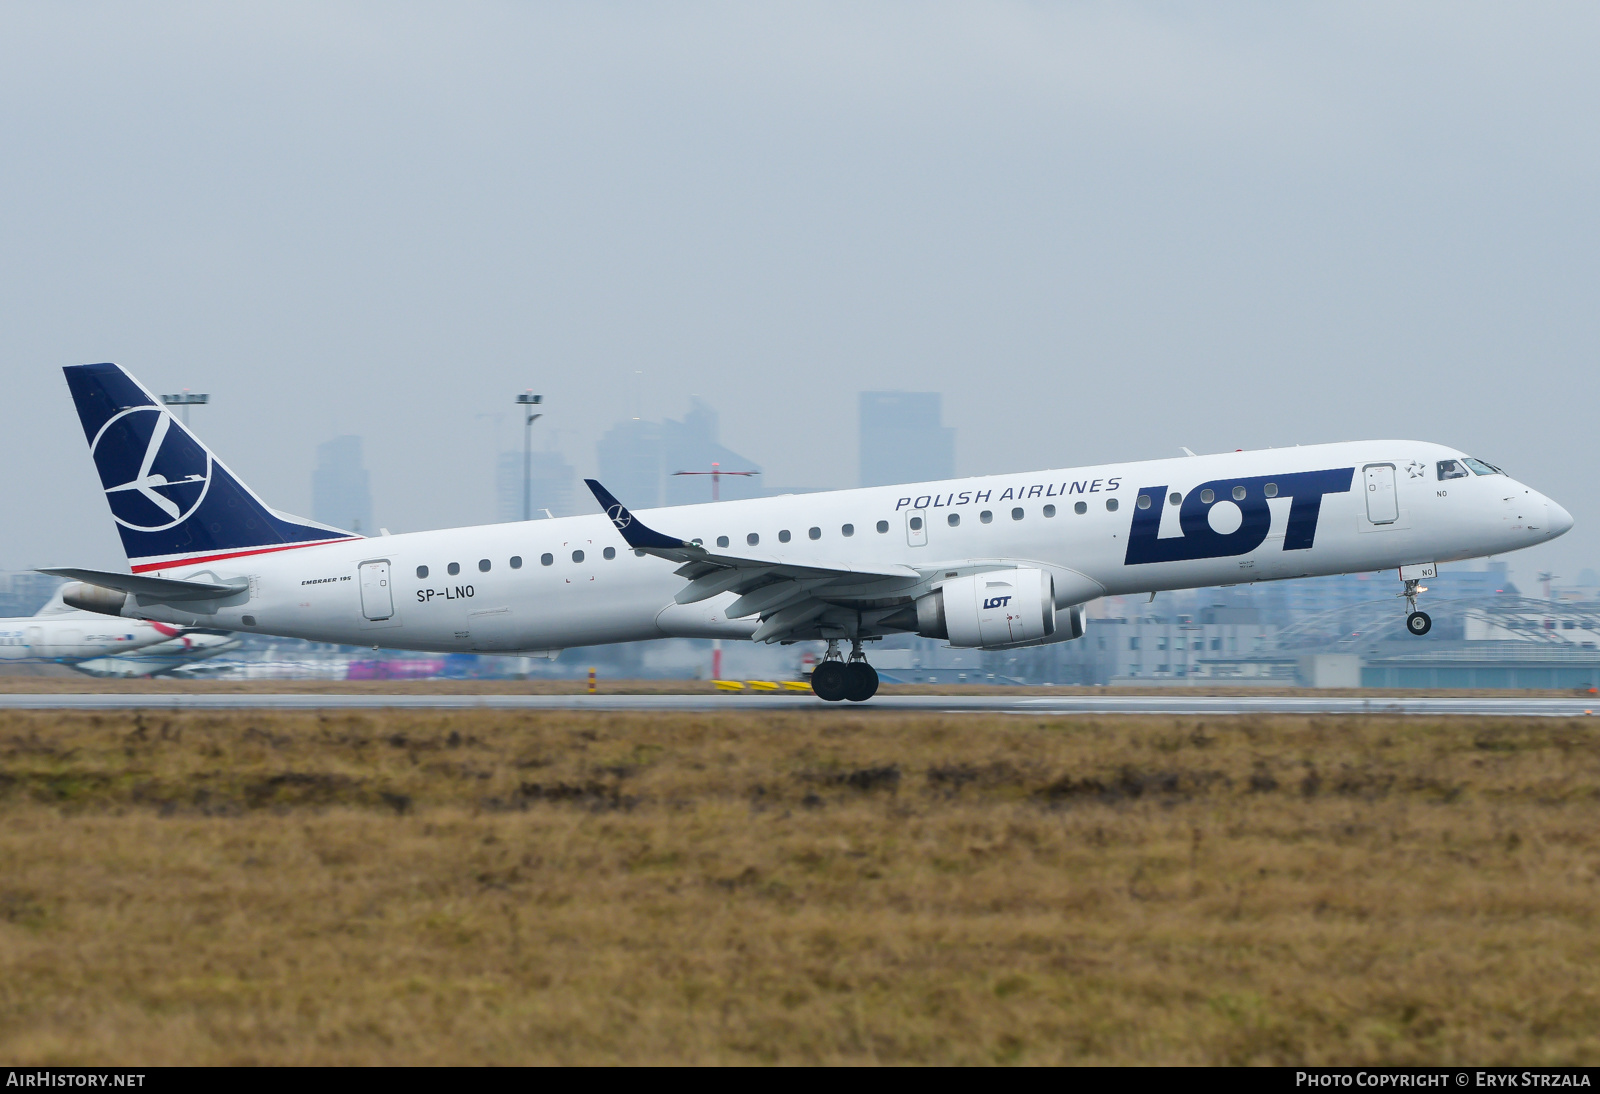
[63,363,361,572]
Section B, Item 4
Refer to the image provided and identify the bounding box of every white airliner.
[44,363,1572,701]
[0,585,183,667]
[70,628,241,679]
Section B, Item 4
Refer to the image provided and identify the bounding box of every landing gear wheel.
[843,661,879,702]
[1407,611,1432,636]
[811,661,847,701]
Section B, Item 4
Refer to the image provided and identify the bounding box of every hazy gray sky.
[3,3,1596,587]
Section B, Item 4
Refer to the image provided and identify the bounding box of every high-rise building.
[0,571,63,617]
[596,397,763,509]
[495,448,577,523]
[312,435,373,534]
[859,392,955,488]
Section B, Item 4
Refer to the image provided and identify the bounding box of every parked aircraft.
[0,584,181,666]
[44,363,1572,701]
[71,629,241,678]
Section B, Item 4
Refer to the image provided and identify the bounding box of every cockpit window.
[1462,457,1503,476]
[1437,459,1469,481]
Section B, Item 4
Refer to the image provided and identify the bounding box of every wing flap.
[583,478,927,644]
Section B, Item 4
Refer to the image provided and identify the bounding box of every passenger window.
[510,556,522,569]
[910,516,923,531]
[478,559,491,572]
[1169,492,1181,506]
[1074,501,1087,515]
[1043,504,1055,517]
[746,533,759,546]
[1011,507,1024,521]
[416,565,429,579]
[980,510,993,524]
[447,562,460,576]
[947,513,960,527]
[876,520,889,533]
[1200,489,1214,504]
[1438,460,1469,480]
[717,536,729,548]
[778,530,790,543]
[1264,483,1278,498]
[572,550,585,563]
[1137,495,1151,509]
[603,547,616,560]
[808,527,821,540]
[841,524,854,537]
[1106,498,1119,512]
[1232,486,1246,501]
[541,553,553,566]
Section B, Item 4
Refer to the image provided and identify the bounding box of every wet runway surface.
[2,693,1598,716]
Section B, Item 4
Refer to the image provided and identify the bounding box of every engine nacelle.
[914,568,1056,649]
[63,582,128,617]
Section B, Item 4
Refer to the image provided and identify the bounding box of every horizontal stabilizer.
[37,567,246,601]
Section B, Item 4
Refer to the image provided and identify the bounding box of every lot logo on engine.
[1124,468,1353,566]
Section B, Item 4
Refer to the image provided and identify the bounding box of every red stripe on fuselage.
[129,538,361,573]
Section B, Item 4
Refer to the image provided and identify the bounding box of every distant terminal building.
[312,435,373,535]
[495,448,577,522]
[859,392,955,488]
[952,561,1600,689]
[596,398,763,509]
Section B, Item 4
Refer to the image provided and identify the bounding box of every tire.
[811,661,847,701]
[843,661,879,702]
[1406,611,1432,636]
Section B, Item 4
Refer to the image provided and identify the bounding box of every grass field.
[0,708,1596,1065]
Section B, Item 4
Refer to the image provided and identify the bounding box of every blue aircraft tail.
[63,363,360,573]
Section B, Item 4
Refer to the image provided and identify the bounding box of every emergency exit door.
[359,560,394,620]
[1363,464,1398,525]
[905,509,928,546]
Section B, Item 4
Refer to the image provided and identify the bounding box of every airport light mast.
[516,391,544,522]
[160,389,209,428]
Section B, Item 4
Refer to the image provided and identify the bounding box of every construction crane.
[671,462,759,502]
[672,462,760,681]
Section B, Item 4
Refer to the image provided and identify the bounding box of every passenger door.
[359,560,394,621]
[1363,464,1398,525]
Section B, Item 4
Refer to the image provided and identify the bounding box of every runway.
[1,692,1597,715]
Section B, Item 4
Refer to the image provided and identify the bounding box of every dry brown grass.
[0,708,1596,1065]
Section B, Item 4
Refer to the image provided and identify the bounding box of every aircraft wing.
[584,479,924,642]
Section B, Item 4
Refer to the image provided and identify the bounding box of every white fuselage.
[0,610,178,663]
[71,631,241,678]
[113,440,1570,653]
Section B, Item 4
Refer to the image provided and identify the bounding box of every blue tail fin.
[63,363,360,573]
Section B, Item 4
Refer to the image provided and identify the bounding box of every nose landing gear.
[810,638,880,702]
[1401,577,1431,636]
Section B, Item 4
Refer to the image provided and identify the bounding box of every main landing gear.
[1401,577,1432,637]
[811,639,879,702]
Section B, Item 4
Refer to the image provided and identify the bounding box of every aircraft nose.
[1546,497,1575,539]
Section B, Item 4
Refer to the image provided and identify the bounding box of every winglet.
[584,480,693,551]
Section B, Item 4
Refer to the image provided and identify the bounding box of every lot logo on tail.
[91,407,214,532]
[1124,468,1353,566]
